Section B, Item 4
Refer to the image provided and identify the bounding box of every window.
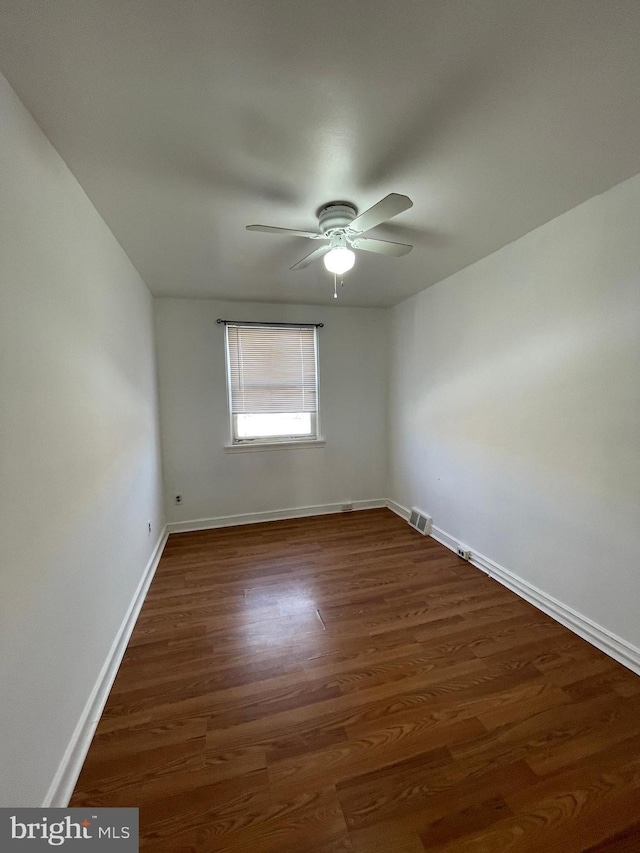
[225,323,319,445]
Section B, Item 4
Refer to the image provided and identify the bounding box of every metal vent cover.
[408,508,432,536]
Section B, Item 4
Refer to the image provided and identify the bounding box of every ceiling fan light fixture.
[323,246,355,275]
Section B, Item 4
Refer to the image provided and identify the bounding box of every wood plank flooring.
[71,509,640,851]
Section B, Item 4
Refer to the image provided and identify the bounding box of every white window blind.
[225,323,319,442]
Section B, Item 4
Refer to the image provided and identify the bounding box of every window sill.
[224,439,326,453]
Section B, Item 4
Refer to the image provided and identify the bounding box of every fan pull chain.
[332,274,346,299]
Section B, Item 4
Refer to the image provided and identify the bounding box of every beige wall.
[389,173,640,650]
[0,72,164,806]
[155,298,389,523]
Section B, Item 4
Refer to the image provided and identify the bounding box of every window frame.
[224,322,321,448]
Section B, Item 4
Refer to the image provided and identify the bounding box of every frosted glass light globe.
[323,246,355,275]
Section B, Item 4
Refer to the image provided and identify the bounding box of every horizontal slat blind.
[227,324,318,414]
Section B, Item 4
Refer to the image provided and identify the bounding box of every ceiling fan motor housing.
[317,202,358,235]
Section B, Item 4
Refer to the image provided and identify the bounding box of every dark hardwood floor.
[71,508,640,851]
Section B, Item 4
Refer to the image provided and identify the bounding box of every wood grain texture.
[71,509,640,851]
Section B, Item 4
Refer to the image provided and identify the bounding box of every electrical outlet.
[175,494,182,504]
[341,503,354,512]
[457,547,471,560]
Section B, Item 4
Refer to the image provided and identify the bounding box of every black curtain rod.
[216,319,324,328]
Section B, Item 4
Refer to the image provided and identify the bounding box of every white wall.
[155,299,388,523]
[390,173,640,650]
[0,72,164,805]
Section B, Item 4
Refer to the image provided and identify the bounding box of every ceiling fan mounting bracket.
[317,202,358,235]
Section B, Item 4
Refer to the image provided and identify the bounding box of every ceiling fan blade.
[353,237,413,257]
[290,244,330,270]
[348,193,413,234]
[246,224,320,239]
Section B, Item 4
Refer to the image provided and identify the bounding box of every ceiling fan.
[246,193,414,276]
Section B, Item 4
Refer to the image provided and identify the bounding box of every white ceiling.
[1,1,640,308]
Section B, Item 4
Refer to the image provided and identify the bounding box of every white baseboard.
[429,523,640,678]
[43,527,169,807]
[166,499,388,534]
[429,524,462,554]
[386,499,410,521]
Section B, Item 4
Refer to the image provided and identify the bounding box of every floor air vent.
[409,508,432,535]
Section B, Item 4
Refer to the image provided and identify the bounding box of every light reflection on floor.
[240,584,325,646]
